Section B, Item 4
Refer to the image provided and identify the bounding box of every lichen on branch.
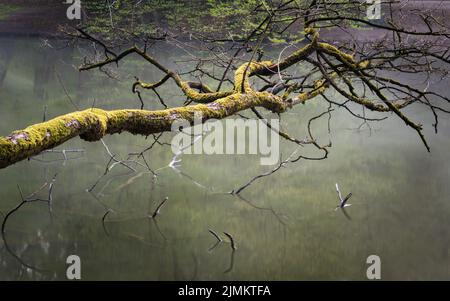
[0,91,287,169]
[2,16,445,169]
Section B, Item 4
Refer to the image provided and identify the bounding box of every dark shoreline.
[0,1,448,41]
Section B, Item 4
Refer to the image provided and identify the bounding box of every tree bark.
[0,91,287,169]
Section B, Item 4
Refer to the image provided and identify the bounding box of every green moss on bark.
[0,91,287,169]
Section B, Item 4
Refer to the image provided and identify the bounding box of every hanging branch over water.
[1,0,450,171]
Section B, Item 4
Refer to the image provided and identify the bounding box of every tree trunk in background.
[33,49,53,100]
[0,40,15,87]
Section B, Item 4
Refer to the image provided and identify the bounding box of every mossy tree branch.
[0,91,287,169]
[2,0,450,169]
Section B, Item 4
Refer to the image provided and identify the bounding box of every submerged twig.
[208,229,222,242]
[150,197,168,219]
[223,232,236,250]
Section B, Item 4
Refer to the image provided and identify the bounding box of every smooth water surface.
[0,37,449,280]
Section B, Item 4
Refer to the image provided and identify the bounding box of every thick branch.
[0,92,287,169]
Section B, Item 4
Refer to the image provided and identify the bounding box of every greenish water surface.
[0,37,448,280]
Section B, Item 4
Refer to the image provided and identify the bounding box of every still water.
[0,37,448,280]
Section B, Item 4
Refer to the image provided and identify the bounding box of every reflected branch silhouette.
[1,175,58,273]
[224,249,235,274]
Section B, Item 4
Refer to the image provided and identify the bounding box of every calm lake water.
[0,37,449,280]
